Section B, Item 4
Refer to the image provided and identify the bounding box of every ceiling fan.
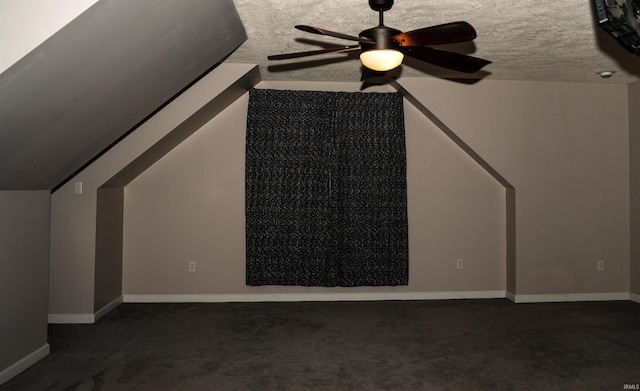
[268,0,491,79]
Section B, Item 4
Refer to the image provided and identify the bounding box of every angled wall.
[400,78,630,300]
[51,76,632,309]
[0,0,247,190]
[48,64,260,321]
[395,81,516,296]
[0,191,50,384]
[121,78,630,303]
[122,81,506,300]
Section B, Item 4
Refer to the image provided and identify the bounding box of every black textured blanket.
[245,88,408,287]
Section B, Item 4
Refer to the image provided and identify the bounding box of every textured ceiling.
[2,0,639,190]
[226,0,640,84]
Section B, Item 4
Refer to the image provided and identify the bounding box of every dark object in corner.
[594,0,640,56]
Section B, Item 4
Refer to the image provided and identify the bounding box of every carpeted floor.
[2,299,639,390]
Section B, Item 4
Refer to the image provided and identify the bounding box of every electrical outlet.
[188,261,196,273]
[597,260,604,272]
[456,258,464,269]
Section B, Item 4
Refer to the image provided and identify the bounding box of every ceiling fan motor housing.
[360,25,403,50]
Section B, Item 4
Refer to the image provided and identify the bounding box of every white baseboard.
[0,343,50,386]
[97,291,639,305]
[49,296,123,324]
[123,291,507,303]
[48,313,95,324]
[94,296,122,322]
[510,292,630,303]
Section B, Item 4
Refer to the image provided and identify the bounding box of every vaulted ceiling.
[1,0,639,191]
[0,0,246,190]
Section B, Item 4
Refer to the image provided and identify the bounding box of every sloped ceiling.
[2,0,640,190]
[0,0,246,190]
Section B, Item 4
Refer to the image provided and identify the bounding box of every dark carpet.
[2,299,639,390]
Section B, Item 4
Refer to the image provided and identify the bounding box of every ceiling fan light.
[359,49,404,72]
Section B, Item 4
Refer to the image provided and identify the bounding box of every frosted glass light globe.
[360,49,404,72]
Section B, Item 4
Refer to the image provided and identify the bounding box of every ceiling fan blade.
[268,45,361,61]
[392,21,477,46]
[295,25,376,44]
[400,46,491,73]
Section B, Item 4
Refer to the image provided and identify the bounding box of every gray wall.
[48,64,258,317]
[630,80,640,296]
[401,79,630,297]
[0,191,50,377]
[120,79,630,300]
[47,76,634,312]
[123,84,506,297]
[94,187,124,312]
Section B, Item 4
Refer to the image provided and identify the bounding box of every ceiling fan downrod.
[369,0,393,26]
[361,0,400,50]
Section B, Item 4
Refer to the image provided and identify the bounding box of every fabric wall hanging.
[245,88,408,287]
